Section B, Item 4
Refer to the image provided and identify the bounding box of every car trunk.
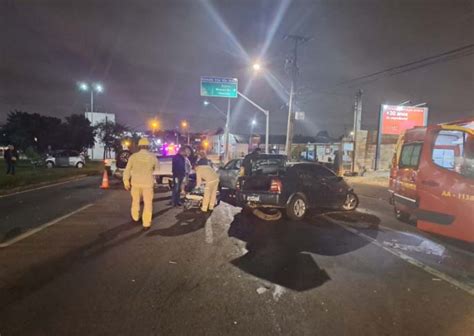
[240,175,274,191]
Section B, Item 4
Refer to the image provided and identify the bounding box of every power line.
[336,43,474,88]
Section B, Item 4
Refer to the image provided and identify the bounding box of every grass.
[0,160,103,193]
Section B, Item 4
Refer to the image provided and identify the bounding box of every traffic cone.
[100,170,109,189]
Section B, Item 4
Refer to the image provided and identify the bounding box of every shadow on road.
[0,220,144,309]
[228,210,379,291]
[147,210,207,237]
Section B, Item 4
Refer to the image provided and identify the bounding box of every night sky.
[1,0,472,137]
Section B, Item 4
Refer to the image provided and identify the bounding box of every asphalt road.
[0,176,106,243]
[0,179,472,335]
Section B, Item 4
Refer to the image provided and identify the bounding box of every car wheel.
[286,194,307,221]
[46,161,54,169]
[76,162,84,168]
[394,206,410,222]
[341,192,359,211]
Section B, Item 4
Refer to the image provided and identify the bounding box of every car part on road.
[341,191,359,211]
[286,194,307,220]
[394,206,410,222]
[252,208,282,221]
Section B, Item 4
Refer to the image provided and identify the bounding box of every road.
[0,177,472,335]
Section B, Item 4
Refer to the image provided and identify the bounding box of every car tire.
[76,162,84,169]
[341,192,359,211]
[46,161,54,169]
[286,194,307,221]
[394,206,410,222]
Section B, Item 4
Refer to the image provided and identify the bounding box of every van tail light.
[270,179,282,193]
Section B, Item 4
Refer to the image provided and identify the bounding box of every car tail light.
[270,179,282,193]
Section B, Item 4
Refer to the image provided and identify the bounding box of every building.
[84,112,115,160]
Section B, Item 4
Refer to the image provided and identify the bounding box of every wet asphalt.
[0,179,472,335]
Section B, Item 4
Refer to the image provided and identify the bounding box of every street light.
[78,81,104,113]
[149,119,160,136]
[252,62,262,72]
[181,120,190,145]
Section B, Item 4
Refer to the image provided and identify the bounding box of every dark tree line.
[1,111,132,159]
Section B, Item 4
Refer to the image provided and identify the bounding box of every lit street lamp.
[78,82,104,113]
[181,120,190,145]
[252,62,262,72]
[149,119,160,136]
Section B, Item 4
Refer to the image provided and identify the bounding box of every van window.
[432,130,474,178]
[399,144,422,168]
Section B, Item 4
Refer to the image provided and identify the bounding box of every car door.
[309,165,340,207]
[56,150,69,167]
[219,160,236,189]
[293,165,323,206]
[228,159,242,189]
[68,150,80,166]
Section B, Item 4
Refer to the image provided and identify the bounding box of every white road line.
[0,176,88,199]
[205,216,214,244]
[332,221,474,296]
[0,203,94,248]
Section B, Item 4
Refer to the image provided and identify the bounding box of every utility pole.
[284,34,311,158]
[224,98,231,162]
[352,89,363,173]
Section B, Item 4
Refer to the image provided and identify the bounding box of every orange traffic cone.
[100,170,110,189]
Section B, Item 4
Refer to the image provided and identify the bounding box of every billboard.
[379,105,428,135]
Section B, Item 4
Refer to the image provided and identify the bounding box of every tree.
[62,115,95,151]
[1,110,62,152]
[95,121,128,159]
[1,111,96,153]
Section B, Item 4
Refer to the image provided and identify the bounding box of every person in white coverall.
[195,162,219,213]
[123,138,159,230]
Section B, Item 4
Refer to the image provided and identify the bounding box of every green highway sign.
[200,76,238,98]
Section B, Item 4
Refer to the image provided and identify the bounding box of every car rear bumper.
[236,191,284,208]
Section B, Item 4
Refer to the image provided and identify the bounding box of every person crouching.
[195,161,219,213]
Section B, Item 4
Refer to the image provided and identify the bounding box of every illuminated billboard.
[379,105,429,135]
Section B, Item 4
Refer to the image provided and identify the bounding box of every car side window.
[399,143,422,168]
[69,150,79,157]
[312,165,336,178]
[224,160,236,170]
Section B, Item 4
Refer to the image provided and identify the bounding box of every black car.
[236,159,358,220]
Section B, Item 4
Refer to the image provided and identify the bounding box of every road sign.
[200,76,238,98]
[295,111,305,120]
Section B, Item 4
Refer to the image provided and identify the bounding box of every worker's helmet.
[138,138,150,147]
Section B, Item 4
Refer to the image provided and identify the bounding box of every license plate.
[247,195,260,202]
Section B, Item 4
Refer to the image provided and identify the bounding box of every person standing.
[241,147,261,176]
[171,147,187,206]
[195,161,220,213]
[182,147,192,195]
[4,145,18,175]
[123,138,159,230]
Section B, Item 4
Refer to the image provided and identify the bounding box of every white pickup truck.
[104,151,173,185]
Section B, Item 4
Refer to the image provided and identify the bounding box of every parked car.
[389,118,474,243]
[218,158,243,190]
[45,150,86,168]
[236,157,358,220]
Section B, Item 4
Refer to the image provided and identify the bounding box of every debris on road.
[256,287,268,294]
[169,260,177,264]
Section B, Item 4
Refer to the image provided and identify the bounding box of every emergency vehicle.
[389,119,474,243]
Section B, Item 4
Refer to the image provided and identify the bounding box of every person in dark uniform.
[4,145,18,175]
[241,147,261,176]
[171,147,187,206]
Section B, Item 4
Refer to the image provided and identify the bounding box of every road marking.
[0,203,94,248]
[332,221,474,296]
[0,176,88,199]
[205,216,214,244]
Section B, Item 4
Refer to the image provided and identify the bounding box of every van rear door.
[416,128,474,242]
